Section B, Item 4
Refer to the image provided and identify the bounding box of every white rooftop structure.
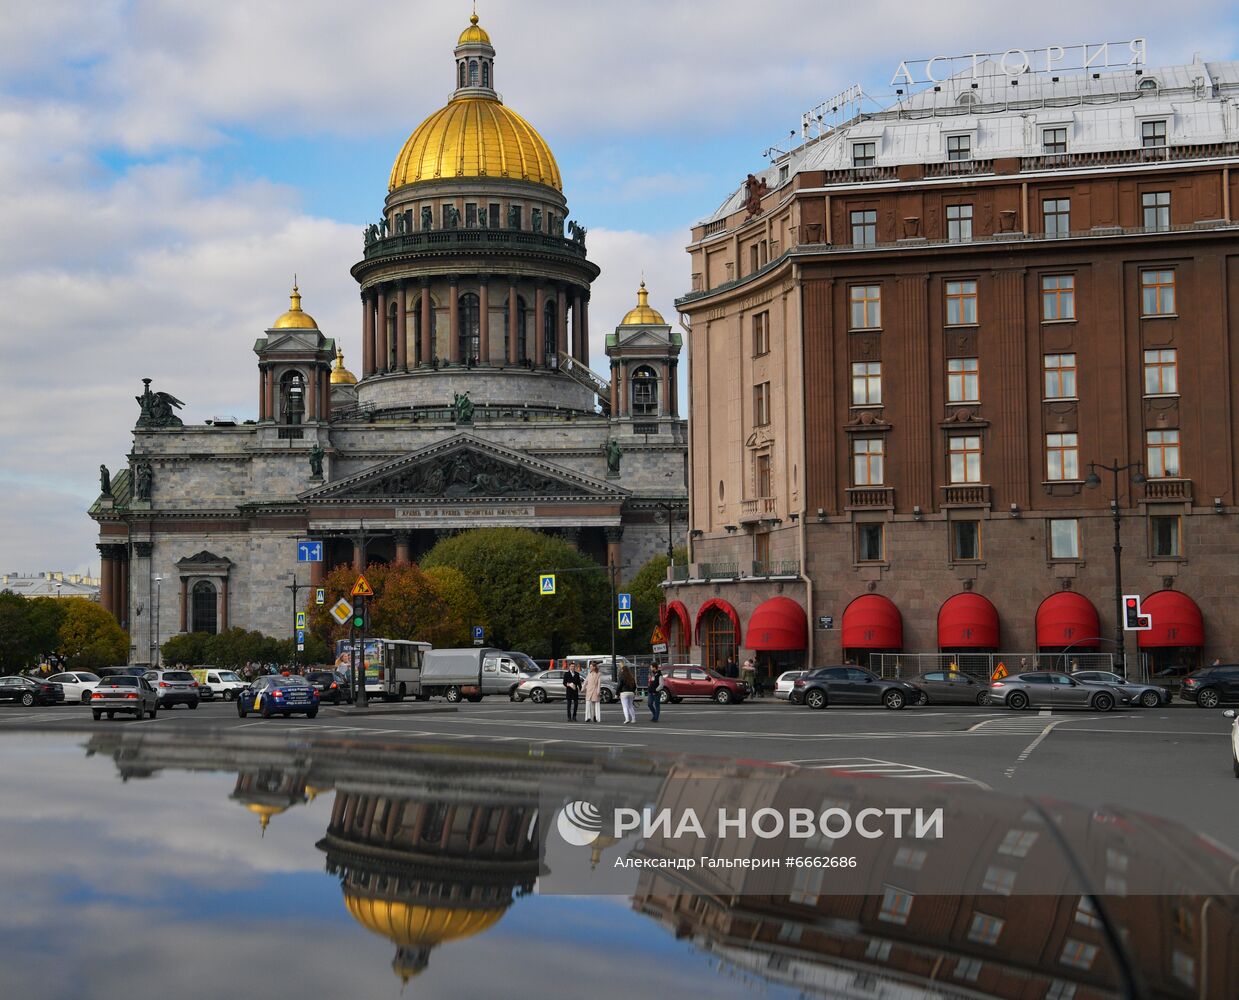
[2,572,100,600]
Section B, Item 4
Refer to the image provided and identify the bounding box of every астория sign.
[891,39,1147,87]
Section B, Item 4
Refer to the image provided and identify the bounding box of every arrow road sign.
[351,574,375,598]
[329,598,353,626]
[617,593,632,611]
[617,610,633,630]
[297,540,323,562]
[539,574,556,595]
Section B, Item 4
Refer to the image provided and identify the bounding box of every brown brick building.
[666,57,1239,680]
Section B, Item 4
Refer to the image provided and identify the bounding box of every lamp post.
[654,502,680,564]
[1084,458,1146,676]
[152,575,163,667]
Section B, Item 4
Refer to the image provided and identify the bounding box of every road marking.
[780,756,989,789]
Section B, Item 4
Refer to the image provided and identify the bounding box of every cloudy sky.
[2,1,1236,574]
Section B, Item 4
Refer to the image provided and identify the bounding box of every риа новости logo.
[556,800,602,847]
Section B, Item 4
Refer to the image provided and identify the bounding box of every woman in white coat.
[583,663,603,723]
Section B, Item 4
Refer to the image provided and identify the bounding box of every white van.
[558,654,635,683]
[189,667,247,702]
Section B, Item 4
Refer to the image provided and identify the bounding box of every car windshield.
[163,672,195,681]
[78,673,100,682]
[510,653,539,673]
[274,676,311,687]
[100,676,139,687]
[218,672,241,682]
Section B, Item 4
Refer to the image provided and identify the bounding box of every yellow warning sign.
[991,661,1008,681]
[650,625,667,646]
[351,574,375,598]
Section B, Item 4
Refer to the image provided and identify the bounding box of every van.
[420,648,528,702]
[557,654,635,683]
[189,667,247,702]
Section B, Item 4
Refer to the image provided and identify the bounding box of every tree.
[422,565,486,647]
[26,598,66,664]
[306,562,465,650]
[161,631,210,666]
[0,591,37,672]
[57,597,129,670]
[623,547,687,656]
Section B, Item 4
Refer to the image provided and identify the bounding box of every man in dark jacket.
[647,665,663,722]
[563,663,583,721]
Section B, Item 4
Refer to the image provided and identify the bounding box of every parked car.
[306,670,351,704]
[236,674,320,719]
[46,671,101,704]
[189,667,247,702]
[906,670,990,706]
[142,669,201,709]
[0,675,65,707]
[659,666,749,704]
[1225,709,1239,778]
[514,669,617,704]
[1179,664,1239,708]
[97,666,148,678]
[90,675,158,720]
[1072,670,1169,707]
[790,666,921,710]
[989,671,1124,711]
[773,671,806,700]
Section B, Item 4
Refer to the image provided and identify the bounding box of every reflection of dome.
[458,12,490,45]
[245,802,289,836]
[272,283,319,330]
[620,281,666,326]
[330,347,357,385]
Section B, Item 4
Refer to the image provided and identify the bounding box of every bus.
[334,638,431,701]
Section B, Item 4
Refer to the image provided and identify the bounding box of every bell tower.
[606,280,681,420]
[254,283,336,426]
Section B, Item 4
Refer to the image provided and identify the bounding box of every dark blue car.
[236,674,320,719]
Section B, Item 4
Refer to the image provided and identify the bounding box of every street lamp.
[152,575,163,667]
[1084,458,1146,675]
[654,502,681,564]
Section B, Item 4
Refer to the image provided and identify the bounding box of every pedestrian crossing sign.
[295,612,306,630]
[539,574,556,595]
[618,610,633,630]
[991,661,1008,681]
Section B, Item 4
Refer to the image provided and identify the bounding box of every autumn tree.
[56,597,129,669]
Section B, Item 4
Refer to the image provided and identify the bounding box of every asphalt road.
[6,693,1237,847]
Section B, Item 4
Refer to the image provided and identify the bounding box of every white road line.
[779,756,989,789]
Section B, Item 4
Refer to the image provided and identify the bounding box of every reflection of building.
[669,53,1239,676]
[230,769,311,837]
[88,11,686,663]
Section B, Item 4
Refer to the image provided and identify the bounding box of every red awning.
[1035,592,1100,649]
[937,593,1000,649]
[695,598,740,644]
[841,594,903,650]
[662,600,691,640]
[745,597,808,651]
[1138,590,1204,648]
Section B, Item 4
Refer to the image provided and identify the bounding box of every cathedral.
[89,14,687,663]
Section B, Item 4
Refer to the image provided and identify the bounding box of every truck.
[419,647,532,703]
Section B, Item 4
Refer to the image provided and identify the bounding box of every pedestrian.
[563,661,583,721]
[724,655,737,678]
[741,657,757,697]
[647,664,663,722]
[583,663,602,723]
[618,664,638,724]
[1069,658,1079,673]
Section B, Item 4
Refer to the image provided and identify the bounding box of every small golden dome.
[272,283,319,330]
[330,346,357,385]
[458,13,491,45]
[245,802,289,836]
[620,280,666,326]
[344,894,507,949]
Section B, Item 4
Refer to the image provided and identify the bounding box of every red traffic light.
[1126,598,1137,607]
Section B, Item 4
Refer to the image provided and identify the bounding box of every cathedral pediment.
[301,434,627,503]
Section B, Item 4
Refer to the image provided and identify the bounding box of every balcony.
[699,562,740,581]
[751,559,800,578]
[846,486,894,509]
[361,227,591,265]
[667,563,690,582]
[1143,478,1193,503]
[941,484,991,507]
[739,497,778,523]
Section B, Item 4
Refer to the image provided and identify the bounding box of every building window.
[1141,269,1176,316]
[753,382,770,427]
[878,886,912,924]
[754,530,771,567]
[1043,127,1068,155]
[1143,348,1178,394]
[1043,198,1071,236]
[852,141,876,167]
[1146,429,1180,478]
[968,912,1005,946]
[949,435,982,484]
[1050,519,1081,560]
[487,202,501,228]
[851,361,882,405]
[1046,981,1078,1000]
[865,940,892,961]
[631,366,658,416]
[946,134,971,161]
[1074,897,1102,929]
[1150,515,1181,557]
[701,607,737,674]
[755,453,772,498]
[982,866,1017,895]
[458,292,480,362]
[947,357,979,403]
[191,580,218,635]
[464,203,478,228]
[952,520,981,561]
[1060,939,1098,971]
[1142,191,1171,231]
[508,204,522,229]
[849,285,881,329]
[482,61,489,87]
[468,60,479,86]
[852,437,885,486]
[1042,274,1076,320]
[851,209,877,246]
[998,829,1038,857]
[1044,353,1077,398]
[1141,119,1167,148]
[893,847,926,870]
[946,204,973,241]
[954,959,983,983]
[857,523,885,562]
[945,279,978,325]
[1046,433,1080,481]
[752,311,770,356]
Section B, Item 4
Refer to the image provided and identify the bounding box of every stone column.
[320,369,330,421]
[361,294,374,376]
[448,276,460,363]
[478,276,490,364]
[572,292,583,362]
[264,368,275,422]
[117,552,129,630]
[661,360,672,415]
[306,367,317,421]
[97,545,115,618]
[669,360,678,416]
[609,363,618,415]
[396,281,408,371]
[556,286,568,363]
[507,282,519,364]
[258,368,266,420]
[375,285,388,373]
[420,280,432,365]
[394,532,411,566]
[133,541,153,664]
[352,537,365,572]
[616,364,626,416]
[179,578,187,632]
[605,526,623,570]
[580,295,590,367]
[219,576,229,631]
[534,285,546,367]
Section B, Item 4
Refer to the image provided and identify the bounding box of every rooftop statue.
[135,378,184,428]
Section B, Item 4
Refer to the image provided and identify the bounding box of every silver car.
[142,669,201,709]
[515,670,617,704]
[989,671,1124,712]
[91,675,159,720]
[1072,670,1169,708]
[774,671,806,700]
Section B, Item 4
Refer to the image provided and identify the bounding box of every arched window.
[279,371,305,424]
[631,365,659,415]
[482,61,490,88]
[668,617,689,658]
[702,609,737,674]
[503,295,528,362]
[469,60,479,86]
[192,580,217,634]
[543,299,557,362]
[387,302,398,370]
[459,292,480,363]
[458,62,466,89]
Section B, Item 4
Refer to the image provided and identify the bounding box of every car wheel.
[659,689,671,704]
[531,688,548,704]
[20,692,34,707]
[224,690,236,702]
[805,689,827,710]
[466,693,483,703]
[714,688,733,705]
[1092,692,1115,713]
[883,689,906,710]
[1197,688,1221,709]
[189,701,199,710]
[1139,689,1161,708]
[237,702,248,718]
[106,711,115,719]
[306,708,318,719]
[976,691,991,706]
[261,701,273,718]
[148,706,157,719]
[602,689,616,704]
[1233,753,1239,779]
[398,683,406,701]
[1007,691,1029,711]
[80,691,93,704]
[92,710,102,720]
[915,691,929,706]
[445,686,462,703]
[283,712,292,718]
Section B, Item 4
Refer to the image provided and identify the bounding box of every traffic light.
[1122,595,1151,630]
[351,600,367,630]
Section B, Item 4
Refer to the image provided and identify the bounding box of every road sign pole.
[356,596,368,709]
[609,560,617,684]
[285,575,303,672]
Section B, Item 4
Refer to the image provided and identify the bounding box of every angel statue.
[135,378,185,428]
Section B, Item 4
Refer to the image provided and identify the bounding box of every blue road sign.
[472,625,485,640]
[617,610,633,630]
[297,540,323,562]
[295,611,306,630]
[315,588,325,605]
[617,593,632,611]
[539,574,556,595]
[296,629,305,643]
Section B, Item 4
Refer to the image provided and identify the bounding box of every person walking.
[618,664,638,724]
[724,655,738,678]
[583,663,603,723]
[741,657,757,698]
[647,664,663,722]
[563,662,583,721]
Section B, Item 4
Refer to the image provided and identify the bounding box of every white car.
[1226,709,1239,778]
[46,671,101,705]
[774,670,806,700]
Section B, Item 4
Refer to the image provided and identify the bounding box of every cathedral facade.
[90,15,686,663]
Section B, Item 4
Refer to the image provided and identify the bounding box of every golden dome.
[272,283,319,330]
[245,802,289,836]
[330,346,357,385]
[389,96,561,192]
[620,281,666,326]
[458,13,491,45]
[344,894,507,949]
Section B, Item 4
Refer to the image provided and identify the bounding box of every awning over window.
[694,598,740,644]
[841,594,902,650]
[661,600,691,640]
[1035,592,1100,649]
[1138,590,1204,648]
[937,593,1000,649]
[745,597,808,651]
